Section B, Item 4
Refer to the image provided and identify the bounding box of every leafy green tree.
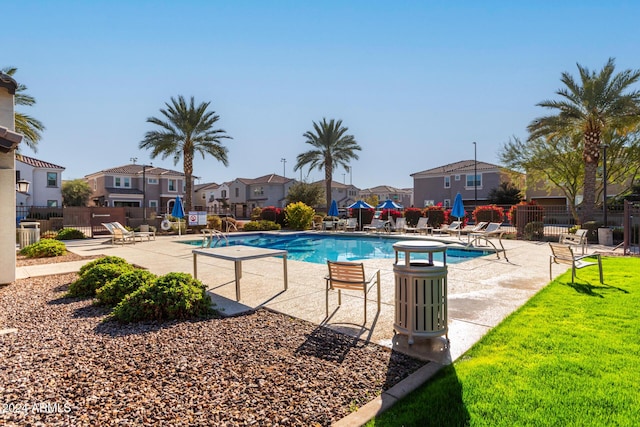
[62,179,93,206]
[285,181,324,207]
[527,58,640,223]
[2,67,45,151]
[294,118,361,210]
[139,96,232,211]
[487,181,524,205]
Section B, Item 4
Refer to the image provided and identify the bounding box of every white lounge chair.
[468,222,508,261]
[415,217,432,234]
[363,219,389,233]
[432,221,461,235]
[112,221,155,241]
[102,222,136,245]
[344,218,358,232]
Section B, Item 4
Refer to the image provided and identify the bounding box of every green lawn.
[368,257,640,427]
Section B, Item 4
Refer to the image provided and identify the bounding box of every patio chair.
[102,222,136,245]
[415,217,432,235]
[392,217,408,233]
[460,222,488,241]
[432,221,461,235]
[344,218,358,232]
[549,243,603,283]
[559,229,588,255]
[363,219,390,233]
[111,221,155,242]
[325,261,381,323]
[468,223,508,261]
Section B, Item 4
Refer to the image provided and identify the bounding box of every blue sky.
[5,1,640,189]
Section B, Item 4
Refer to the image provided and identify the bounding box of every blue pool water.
[181,232,489,265]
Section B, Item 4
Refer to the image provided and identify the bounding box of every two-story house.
[15,153,65,208]
[84,164,190,214]
[229,174,296,218]
[359,185,413,208]
[193,181,232,214]
[311,180,360,209]
[411,160,523,209]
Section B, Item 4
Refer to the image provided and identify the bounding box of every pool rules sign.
[188,211,208,226]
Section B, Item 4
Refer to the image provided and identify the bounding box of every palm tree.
[2,67,45,152]
[139,95,232,211]
[294,118,361,210]
[528,58,640,223]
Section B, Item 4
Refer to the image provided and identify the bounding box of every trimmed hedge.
[19,239,67,258]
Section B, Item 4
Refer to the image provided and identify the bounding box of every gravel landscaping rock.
[1,273,426,426]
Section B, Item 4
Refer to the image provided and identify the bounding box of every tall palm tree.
[294,118,361,210]
[2,67,45,152]
[528,58,640,223]
[139,95,232,211]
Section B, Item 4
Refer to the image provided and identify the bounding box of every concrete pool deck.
[14,232,616,425]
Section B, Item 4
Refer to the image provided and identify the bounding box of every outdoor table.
[192,245,288,302]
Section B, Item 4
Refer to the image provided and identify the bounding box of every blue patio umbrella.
[376,199,403,210]
[451,193,465,238]
[171,196,185,236]
[347,200,373,231]
[328,199,339,217]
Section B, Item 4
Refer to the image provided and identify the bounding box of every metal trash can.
[18,221,40,249]
[393,241,448,345]
[598,227,613,246]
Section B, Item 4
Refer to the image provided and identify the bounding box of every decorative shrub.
[55,228,86,240]
[19,239,67,258]
[350,208,375,227]
[508,200,544,228]
[41,230,58,239]
[582,221,601,243]
[404,208,423,227]
[423,205,448,227]
[95,269,157,306]
[260,206,286,226]
[242,220,281,231]
[285,202,315,230]
[111,272,213,323]
[79,256,129,276]
[473,205,505,224]
[207,215,222,230]
[380,209,402,221]
[524,221,545,241]
[67,263,135,298]
[250,207,262,221]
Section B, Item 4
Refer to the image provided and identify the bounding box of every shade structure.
[451,193,465,238]
[347,200,373,209]
[347,200,373,231]
[171,196,185,236]
[328,200,339,217]
[377,199,403,210]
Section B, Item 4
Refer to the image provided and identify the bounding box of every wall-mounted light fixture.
[16,179,30,193]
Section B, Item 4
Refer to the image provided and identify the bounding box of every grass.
[368,257,640,426]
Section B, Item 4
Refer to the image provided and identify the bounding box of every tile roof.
[16,153,65,170]
[85,164,184,177]
[410,160,502,176]
[236,174,293,185]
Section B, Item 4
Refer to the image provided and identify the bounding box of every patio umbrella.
[347,200,373,231]
[376,199,403,210]
[171,195,185,236]
[451,192,465,238]
[328,200,339,217]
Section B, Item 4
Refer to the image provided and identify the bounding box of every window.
[47,200,58,207]
[235,188,239,197]
[444,199,451,208]
[147,177,158,185]
[455,175,460,181]
[47,172,57,187]
[466,174,482,188]
[149,200,158,208]
[168,179,177,192]
[114,176,130,188]
[424,200,434,207]
[94,179,97,190]
[221,190,227,198]
[444,176,450,188]
[253,186,264,195]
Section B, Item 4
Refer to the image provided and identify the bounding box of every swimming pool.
[180,232,490,265]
